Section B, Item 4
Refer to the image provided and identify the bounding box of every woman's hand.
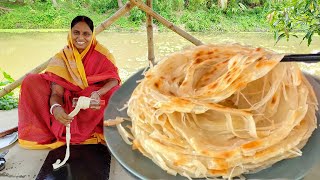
[50,82,71,125]
[90,91,101,110]
[53,106,73,126]
[88,79,118,110]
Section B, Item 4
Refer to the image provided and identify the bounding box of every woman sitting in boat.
[18,15,121,149]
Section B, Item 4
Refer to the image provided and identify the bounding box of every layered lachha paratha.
[113,44,318,179]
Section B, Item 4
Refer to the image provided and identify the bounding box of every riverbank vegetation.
[1,0,318,43]
[1,0,318,44]
[0,69,18,110]
[0,0,284,32]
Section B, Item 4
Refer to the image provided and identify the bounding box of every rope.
[52,96,91,169]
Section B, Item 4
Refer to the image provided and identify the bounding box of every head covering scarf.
[46,30,96,89]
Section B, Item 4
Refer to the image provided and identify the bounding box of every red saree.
[18,41,120,149]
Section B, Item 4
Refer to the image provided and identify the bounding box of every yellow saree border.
[18,133,105,150]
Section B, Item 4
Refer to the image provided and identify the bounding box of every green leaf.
[292,34,299,38]
[274,31,278,40]
[273,19,280,26]
[302,31,314,46]
[0,81,10,86]
[270,0,317,45]
[305,1,311,10]
[238,3,247,11]
[7,92,14,96]
[308,35,313,46]
[276,33,285,44]
[2,71,14,82]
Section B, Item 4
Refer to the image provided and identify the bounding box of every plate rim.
[104,71,320,180]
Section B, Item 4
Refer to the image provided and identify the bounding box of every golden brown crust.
[123,44,318,178]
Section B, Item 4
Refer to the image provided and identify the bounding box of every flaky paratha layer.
[123,44,318,178]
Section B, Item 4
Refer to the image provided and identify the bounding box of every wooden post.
[0,2,135,98]
[130,0,204,46]
[146,0,155,65]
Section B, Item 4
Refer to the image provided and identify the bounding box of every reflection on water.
[0,31,319,81]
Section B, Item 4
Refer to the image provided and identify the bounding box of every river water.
[1,31,320,179]
[0,31,319,81]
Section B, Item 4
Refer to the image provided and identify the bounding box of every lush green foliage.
[0,0,317,43]
[0,1,116,29]
[0,69,18,110]
[268,0,319,45]
[0,0,273,32]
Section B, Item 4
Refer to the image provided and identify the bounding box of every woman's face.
[71,21,92,53]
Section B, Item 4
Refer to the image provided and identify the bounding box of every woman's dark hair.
[71,16,94,32]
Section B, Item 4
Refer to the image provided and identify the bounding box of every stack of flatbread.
[121,44,318,178]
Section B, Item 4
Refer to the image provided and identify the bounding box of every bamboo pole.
[0,2,135,98]
[146,0,155,65]
[95,2,135,34]
[130,0,204,46]
[0,61,49,97]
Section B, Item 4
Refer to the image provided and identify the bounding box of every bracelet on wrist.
[50,103,62,115]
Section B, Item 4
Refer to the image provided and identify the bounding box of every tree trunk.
[117,0,124,8]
